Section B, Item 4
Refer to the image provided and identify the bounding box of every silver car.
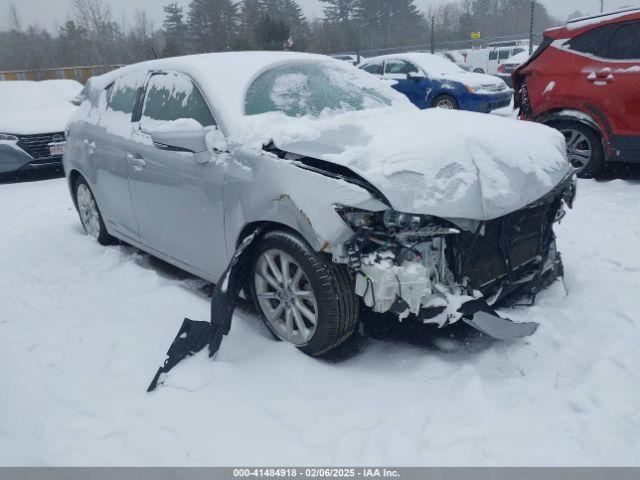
[64,52,575,355]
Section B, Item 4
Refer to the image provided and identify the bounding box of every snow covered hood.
[241,108,571,221]
[0,81,77,135]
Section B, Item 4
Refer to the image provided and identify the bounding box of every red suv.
[514,8,640,177]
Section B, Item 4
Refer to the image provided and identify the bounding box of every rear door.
[565,22,640,141]
[382,59,430,109]
[93,72,147,240]
[603,21,640,141]
[127,71,229,279]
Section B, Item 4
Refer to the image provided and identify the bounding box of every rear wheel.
[74,177,115,245]
[547,120,604,178]
[433,94,459,110]
[249,230,359,356]
[473,68,485,73]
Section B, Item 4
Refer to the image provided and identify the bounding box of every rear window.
[608,21,640,59]
[566,24,618,57]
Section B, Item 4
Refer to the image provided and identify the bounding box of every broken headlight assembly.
[334,205,460,240]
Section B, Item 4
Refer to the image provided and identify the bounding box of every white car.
[0,81,77,175]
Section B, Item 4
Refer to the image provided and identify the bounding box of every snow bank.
[1,177,639,466]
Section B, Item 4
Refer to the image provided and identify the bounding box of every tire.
[248,230,359,357]
[433,94,459,110]
[473,68,485,73]
[74,176,115,246]
[546,120,605,178]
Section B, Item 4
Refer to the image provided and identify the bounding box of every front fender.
[426,81,464,107]
[224,148,384,259]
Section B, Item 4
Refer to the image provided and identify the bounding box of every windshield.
[244,61,394,118]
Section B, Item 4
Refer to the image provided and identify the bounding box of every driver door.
[127,71,229,279]
[383,59,430,109]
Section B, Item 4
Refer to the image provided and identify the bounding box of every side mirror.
[407,72,425,81]
[149,126,207,154]
[205,126,229,153]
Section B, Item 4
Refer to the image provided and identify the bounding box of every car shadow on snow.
[322,310,497,363]
[600,163,640,181]
[0,166,64,184]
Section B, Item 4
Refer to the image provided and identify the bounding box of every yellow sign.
[471,32,481,39]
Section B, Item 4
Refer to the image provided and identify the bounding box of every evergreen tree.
[162,1,187,56]
[320,0,358,23]
[237,0,264,48]
[255,13,290,50]
[261,0,307,50]
[187,0,238,53]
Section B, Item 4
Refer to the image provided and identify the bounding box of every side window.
[608,22,640,60]
[107,75,144,115]
[141,73,215,129]
[499,49,511,60]
[384,60,420,75]
[489,50,498,61]
[513,48,525,55]
[361,62,383,75]
[566,24,618,57]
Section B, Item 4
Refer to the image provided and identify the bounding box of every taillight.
[497,64,506,74]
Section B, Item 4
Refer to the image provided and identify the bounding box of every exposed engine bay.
[334,173,577,327]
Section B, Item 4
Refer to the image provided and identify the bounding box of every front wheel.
[547,120,605,178]
[249,230,359,356]
[433,94,459,110]
[74,177,115,245]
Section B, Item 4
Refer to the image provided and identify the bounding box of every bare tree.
[8,1,22,31]
[71,0,113,32]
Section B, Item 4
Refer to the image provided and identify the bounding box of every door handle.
[587,70,614,84]
[127,153,146,169]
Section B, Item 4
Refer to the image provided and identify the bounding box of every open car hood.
[267,108,571,221]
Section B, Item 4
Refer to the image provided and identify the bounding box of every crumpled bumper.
[458,298,539,340]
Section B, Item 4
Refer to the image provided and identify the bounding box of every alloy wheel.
[254,248,318,345]
[561,128,593,173]
[435,98,456,109]
[76,183,101,239]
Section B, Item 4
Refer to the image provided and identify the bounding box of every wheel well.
[538,110,603,139]
[236,221,300,249]
[68,169,83,208]
[433,93,458,107]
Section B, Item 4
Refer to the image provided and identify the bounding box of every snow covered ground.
[1,173,640,466]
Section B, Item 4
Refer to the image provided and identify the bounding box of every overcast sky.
[2,0,639,32]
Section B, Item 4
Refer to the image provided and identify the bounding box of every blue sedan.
[360,53,513,113]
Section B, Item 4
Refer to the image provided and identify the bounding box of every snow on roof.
[567,7,640,30]
[364,52,463,75]
[88,51,336,135]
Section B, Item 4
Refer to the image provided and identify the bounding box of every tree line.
[0,0,569,71]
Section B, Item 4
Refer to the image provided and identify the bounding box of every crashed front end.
[333,173,577,338]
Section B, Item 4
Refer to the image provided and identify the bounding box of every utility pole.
[430,15,435,54]
[600,0,605,13]
[529,0,535,55]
